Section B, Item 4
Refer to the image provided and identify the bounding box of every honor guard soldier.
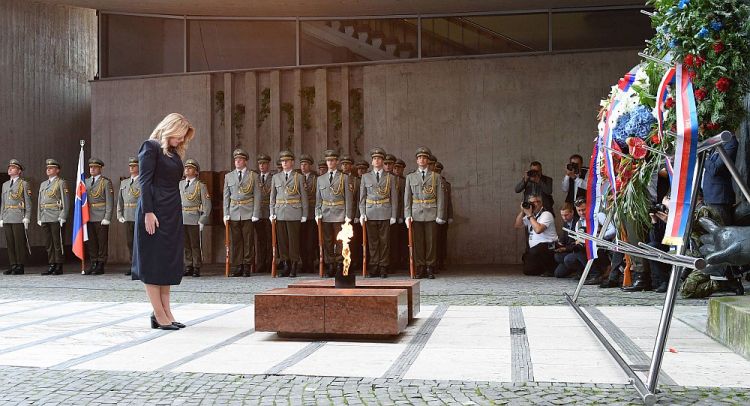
[434,162,453,272]
[405,147,446,279]
[384,154,399,273]
[394,158,409,270]
[428,155,437,172]
[181,159,211,277]
[256,153,274,273]
[356,160,369,177]
[360,148,398,278]
[342,155,362,270]
[315,150,354,277]
[224,149,261,277]
[38,159,70,275]
[384,154,396,174]
[270,150,309,277]
[2,159,32,275]
[86,157,114,275]
[117,157,140,275]
[299,154,318,273]
[275,159,283,173]
[317,160,327,176]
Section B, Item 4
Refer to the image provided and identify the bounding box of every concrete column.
[314,68,328,155]
[341,66,351,155]
[293,69,302,154]
[223,73,233,149]
[270,70,282,152]
[245,71,258,159]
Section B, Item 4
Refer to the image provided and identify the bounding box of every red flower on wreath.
[713,40,725,54]
[706,122,721,131]
[651,133,661,144]
[665,97,675,109]
[694,55,706,68]
[688,70,697,80]
[695,88,708,100]
[716,77,731,92]
[684,54,695,67]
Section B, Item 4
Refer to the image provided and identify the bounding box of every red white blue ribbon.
[585,134,603,260]
[656,67,677,182]
[664,64,699,246]
[602,71,638,199]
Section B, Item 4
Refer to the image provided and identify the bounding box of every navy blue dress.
[131,139,184,285]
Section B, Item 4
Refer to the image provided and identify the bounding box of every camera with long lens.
[648,203,668,214]
[521,201,532,209]
[526,170,539,178]
[566,163,579,172]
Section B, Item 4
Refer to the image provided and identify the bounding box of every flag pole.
[79,140,86,275]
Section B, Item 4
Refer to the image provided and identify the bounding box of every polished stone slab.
[287,280,420,322]
[255,288,409,337]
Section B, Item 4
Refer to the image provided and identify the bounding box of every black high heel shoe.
[171,321,186,328]
[150,313,179,330]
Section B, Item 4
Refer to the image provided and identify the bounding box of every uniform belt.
[3,205,21,209]
[323,200,345,206]
[262,199,270,204]
[366,198,390,204]
[276,199,301,204]
[90,202,106,207]
[40,203,60,208]
[182,206,200,211]
[231,198,254,205]
[124,203,136,208]
[413,198,436,204]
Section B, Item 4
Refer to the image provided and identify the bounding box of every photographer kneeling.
[647,197,671,293]
[515,194,558,276]
[563,199,615,284]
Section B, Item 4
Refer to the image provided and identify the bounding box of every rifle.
[224,219,230,277]
[408,218,415,279]
[318,218,324,277]
[362,218,367,277]
[271,219,278,277]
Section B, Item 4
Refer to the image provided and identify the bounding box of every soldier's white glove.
[22,218,30,229]
[360,215,366,226]
[398,218,403,224]
[251,216,259,222]
[315,215,322,222]
[59,219,65,226]
[223,215,230,223]
[101,219,110,226]
[390,217,396,225]
[37,220,42,227]
[301,217,307,223]
[270,214,277,221]
[448,219,454,224]
[0,220,3,227]
[118,216,125,223]
[405,217,412,229]
[199,223,204,231]
[344,217,351,224]
[436,218,446,225]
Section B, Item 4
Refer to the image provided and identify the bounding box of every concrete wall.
[91,49,640,264]
[0,0,97,250]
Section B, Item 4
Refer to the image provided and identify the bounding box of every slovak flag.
[72,144,89,260]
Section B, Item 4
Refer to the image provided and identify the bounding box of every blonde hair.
[149,113,195,158]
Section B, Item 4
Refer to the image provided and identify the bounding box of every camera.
[521,201,532,209]
[648,203,668,214]
[566,163,579,172]
[526,170,539,178]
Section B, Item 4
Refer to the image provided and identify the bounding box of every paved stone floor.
[1,264,748,405]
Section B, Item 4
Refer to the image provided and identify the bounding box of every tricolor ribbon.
[663,64,699,246]
[656,66,677,182]
[585,134,603,260]
[601,70,638,200]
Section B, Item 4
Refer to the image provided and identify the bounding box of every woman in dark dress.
[132,113,195,330]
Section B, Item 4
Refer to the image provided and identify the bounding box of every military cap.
[88,157,105,167]
[256,153,271,164]
[384,154,397,164]
[184,158,200,172]
[8,159,24,171]
[127,157,138,166]
[434,162,444,173]
[324,149,340,160]
[233,149,249,160]
[415,146,432,158]
[276,159,282,167]
[45,159,61,169]
[299,153,314,164]
[279,150,295,161]
[317,160,327,169]
[340,155,354,165]
[395,159,406,168]
[370,147,387,159]
[428,154,437,164]
[355,160,370,169]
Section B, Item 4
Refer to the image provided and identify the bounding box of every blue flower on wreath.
[669,38,680,48]
[624,105,657,141]
[658,24,669,34]
[612,111,632,150]
[711,20,723,31]
[697,27,709,38]
[667,7,676,15]
[654,39,664,51]
[678,0,690,9]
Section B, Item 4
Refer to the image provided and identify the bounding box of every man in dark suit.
[552,202,580,278]
[702,135,738,226]
[515,161,554,212]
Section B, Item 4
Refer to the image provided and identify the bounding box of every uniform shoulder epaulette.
[102,176,111,182]
[200,180,208,185]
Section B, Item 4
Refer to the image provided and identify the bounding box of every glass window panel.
[188,20,296,71]
[300,18,418,65]
[552,9,654,51]
[104,14,184,78]
[421,14,547,58]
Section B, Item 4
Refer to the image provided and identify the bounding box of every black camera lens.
[567,163,578,172]
[648,203,668,214]
[526,170,538,178]
[522,201,531,209]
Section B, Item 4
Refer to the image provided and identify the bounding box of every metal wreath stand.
[563,130,750,405]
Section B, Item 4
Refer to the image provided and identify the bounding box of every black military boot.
[415,266,424,279]
[92,262,105,275]
[243,264,252,277]
[336,263,344,276]
[289,261,298,278]
[183,266,194,277]
[54,264,63,275]
[84,261,96,275]
[3,265,16,275]
[13,265,25,275]
[622,275,652,292]
[380,266,388,279]
[41,264,56,275]
[124,267,131,276]
[426,266,435,279]
[192,267,201,277]
[231,265,243,277]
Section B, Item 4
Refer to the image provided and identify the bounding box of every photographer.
[562,154,588,204]
[563,199,615,284]
[552,203,580,278]
[646,196,670,293]
[515,162,554,212]
[515,194,558,276]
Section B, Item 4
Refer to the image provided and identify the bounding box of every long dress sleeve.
[138,140,159,214]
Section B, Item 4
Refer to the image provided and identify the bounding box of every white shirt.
[260,172,269,183]
[47,176,58,185]
[576,212,616,241]
[522,210,558,248]
[561,172,588,199]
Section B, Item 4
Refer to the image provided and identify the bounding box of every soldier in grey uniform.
[342,155,363,270]
[270,150,309,277]
[2,159,32,275]
[299,154,318,273]
[85,157,114,275]
[117,157,140,276]
[181,159,211,277]
[356,160,369,177]
[434,162,453,273]
[360,148,399,278]
[384,154,396,175]
[255,153,274,273]
[223,149,261,277]
[384,154,400,273]
[405,147,446,279]
[315,150,354,277]
[394,158,409,271]
[38,159,70,275]
[317,160,327,176]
